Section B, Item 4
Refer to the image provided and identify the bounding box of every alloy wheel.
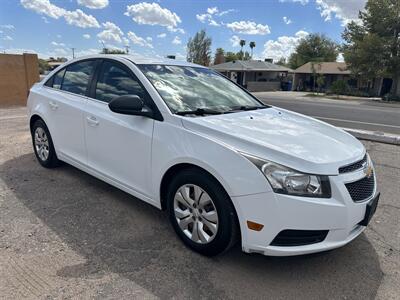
[34,127,49,161]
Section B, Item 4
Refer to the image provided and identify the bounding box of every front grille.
[339,155,367,174]
[270,230,329,247]
[345,173,375,202]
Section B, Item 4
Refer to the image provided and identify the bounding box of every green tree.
[276,57,288,67]
[225,51,239,62]
[38,59,50,74]
[239,39,246,59]
[288,33,339,69]
[186,29,212,66]
[213,47,225,65]
[100,48,125,54]
[249,41,256,58]
[342,0,400,95]
[330,80,349,96]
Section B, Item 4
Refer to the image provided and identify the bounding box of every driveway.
[0,106,399,299]
[253,91,400,135]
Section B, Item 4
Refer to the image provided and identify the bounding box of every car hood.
[181,107,365,175]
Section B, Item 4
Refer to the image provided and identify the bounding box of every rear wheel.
[167,168,238,256]
[31,119,61,168]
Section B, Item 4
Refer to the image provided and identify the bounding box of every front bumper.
[231,170,378,256]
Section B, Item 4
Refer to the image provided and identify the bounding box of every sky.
[0,0,367,61]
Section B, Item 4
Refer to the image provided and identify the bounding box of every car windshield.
[138,64,267,115]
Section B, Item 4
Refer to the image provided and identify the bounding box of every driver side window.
[95,61,146,103]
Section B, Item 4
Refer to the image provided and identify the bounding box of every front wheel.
[167,168,238,256]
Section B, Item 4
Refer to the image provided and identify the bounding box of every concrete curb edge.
[342,127,400,145]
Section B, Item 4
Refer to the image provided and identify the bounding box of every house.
[212,60,293,92]
[292,62,397,97]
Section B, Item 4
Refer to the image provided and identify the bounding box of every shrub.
[329,80,349,95]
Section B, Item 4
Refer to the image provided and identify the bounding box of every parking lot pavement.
[1,106,399,300]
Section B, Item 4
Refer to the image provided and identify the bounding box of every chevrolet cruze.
[27,55,379,256]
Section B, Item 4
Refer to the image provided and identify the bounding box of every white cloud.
[196,7,234,27]
[64,9,100,28]
[20,0,100,28]
[172,36,181,45]
[3,36,13,41]
[77,0,108,9]
[337,52,344,62]
[127,31,153,48]
[209,20,220,27]
[217,9,236,16]
[125,2,181,31]
[196,14,208,23]
[56,34,62,38]
[157,33,166,38]
[51,41,65,47]
[315,0,365,25]
[207,7,218,15]
[166,26,185,34]
[0,24,15,29]
[20,0,65,19]
[283,16,292,25]
[230,35,241,47]
[226,21,270,35]
[279,0,309,5]
[146,37,152,42]
[75,48,100,57]
[53,48,68,56]
[262,30,309,61]
[83,34,91,39]
[0,30,3,34]
[196,13,221,27]
[42,16,49,23]
[97,22,124,43]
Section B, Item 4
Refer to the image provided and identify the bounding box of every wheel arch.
[29,114,45,132]
[159,163,232,211]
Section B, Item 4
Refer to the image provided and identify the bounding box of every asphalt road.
[254,92,400,135]
[0,106,399,299]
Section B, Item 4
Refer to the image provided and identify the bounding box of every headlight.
[241,153,331,198]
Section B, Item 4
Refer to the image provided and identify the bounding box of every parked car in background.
[27,55,379,256]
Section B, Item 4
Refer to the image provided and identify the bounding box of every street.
[0,106,399,299]
[254,92,400,135]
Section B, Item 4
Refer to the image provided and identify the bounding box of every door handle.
[86,116,99,126]
[49,101,58,110]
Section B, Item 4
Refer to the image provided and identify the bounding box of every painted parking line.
[311,116,400,129]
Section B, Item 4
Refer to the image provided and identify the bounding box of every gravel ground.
[0,106,399,300]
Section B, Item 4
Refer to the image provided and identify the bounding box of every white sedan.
[27,55,379,256]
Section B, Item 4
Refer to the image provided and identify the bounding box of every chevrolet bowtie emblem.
[364,165,373,178]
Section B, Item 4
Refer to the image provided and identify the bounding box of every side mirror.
[108,95,153,118]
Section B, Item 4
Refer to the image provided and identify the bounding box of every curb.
[342,127,400,145]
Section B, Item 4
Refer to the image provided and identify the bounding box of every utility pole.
[124,45,130,54]
[71,47,75,59]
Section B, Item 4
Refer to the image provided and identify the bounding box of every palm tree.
[239,39,246,60]
[249,41,256,59]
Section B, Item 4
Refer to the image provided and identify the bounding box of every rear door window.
[61,60,96,96]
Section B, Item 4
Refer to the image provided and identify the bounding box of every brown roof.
[294,62,351,75]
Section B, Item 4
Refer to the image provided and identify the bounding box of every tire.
[167,168,238,256]
[31,119,61,168]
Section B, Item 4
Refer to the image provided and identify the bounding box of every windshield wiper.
[176,108,223,116]
[229,105,269,112]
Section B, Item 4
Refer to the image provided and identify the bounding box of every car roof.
[68,54,207,68]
